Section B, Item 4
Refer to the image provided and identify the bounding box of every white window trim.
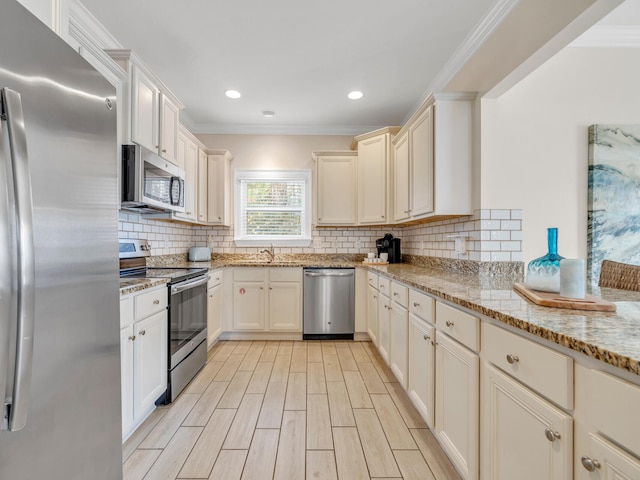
[234,169,312,247]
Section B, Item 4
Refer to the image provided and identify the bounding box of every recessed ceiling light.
[262,110,275,118]
[225,90,241,99]
[348,91,364,100]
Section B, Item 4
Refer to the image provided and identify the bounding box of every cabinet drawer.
[409,289,434,324]
[378,276,391,296]
[367,271,378,289]
[234,267,266,282]
[435,302,479,352]
[208,269,223,289]
[589,369,640,456]
[390,282,408,308]
[482,323,573,409]
[134,287,167,320]
[269,267,301,282]
[120,296,134,328]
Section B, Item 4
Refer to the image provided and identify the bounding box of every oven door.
[169,275,208,369]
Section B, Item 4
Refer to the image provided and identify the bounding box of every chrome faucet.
[260,243,275,263]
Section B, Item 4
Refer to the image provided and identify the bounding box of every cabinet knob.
[506,353,519,364]
[153,300,160,305]
[431,340,437,347]
[544,428,561,442]
[162,149,167,153]
[580,456,601,472]
[187,211,192,215]
[260,286,264,290]
[269,287,273,290]
[413,302,420,307]
[218,216,221,220]
[393,292,398,297]
[318,218,322,221]
[423,334,430,341]
[381,215,384,218]
[445,320,454,327]
[373,295,377,299]
[128,335,136,341]
[139,330,146,336]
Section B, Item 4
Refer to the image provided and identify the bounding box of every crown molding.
[403,0,519,123]
[185,122,382,136]
[570,25,640,47]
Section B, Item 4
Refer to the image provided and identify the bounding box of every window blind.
[239,178,306,237]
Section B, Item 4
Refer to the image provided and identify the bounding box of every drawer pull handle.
[128,335,136,341]
[393,292,398,296]
[544,428,561,442]
[423,334,430,341]
[445,320,454,327]
[139,330,146,336]
[581,456,601,472]
[153,300,160,305]
[506,354,519,364]
[413,302,420,307]
[373,295,377,299]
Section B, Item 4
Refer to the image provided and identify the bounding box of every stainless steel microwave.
[120,144,186,214]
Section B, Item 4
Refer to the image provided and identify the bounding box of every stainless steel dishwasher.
[303,268,355,340]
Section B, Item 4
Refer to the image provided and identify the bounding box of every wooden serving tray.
[362,261,389,266]
[513,283,616,312]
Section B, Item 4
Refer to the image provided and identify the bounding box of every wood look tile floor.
[123,340,461,480]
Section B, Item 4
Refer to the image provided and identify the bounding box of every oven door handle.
[171,275,209,295]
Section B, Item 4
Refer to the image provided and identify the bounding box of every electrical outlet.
[355,239,362,249]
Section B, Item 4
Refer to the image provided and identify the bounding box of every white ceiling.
[80,0,496,135]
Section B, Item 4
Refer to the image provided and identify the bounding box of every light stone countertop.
[120,258,640,376]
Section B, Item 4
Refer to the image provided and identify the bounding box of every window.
[234,170,312,247]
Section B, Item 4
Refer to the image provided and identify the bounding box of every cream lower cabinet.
[377,288,391,363]
[232,268,301,332]
[578,434,640,479]
[481,362,572,480]
[207,270,223,347]
[435,330,479,480]
[408,313,435,428]
[389,282,409,388]
[120,285,168,441]
[366,284,379,346]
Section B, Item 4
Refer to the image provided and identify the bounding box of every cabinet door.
[233,282,265,330]
[410,104,434,217]
[131,65,159,153]
[268,281,302,331]
[408,314,435,428]
[159,94,179,163]
[174,137,198,222]
[389,302,409,388]
[435,331,479,480]
[316,155,357,225]
[394,131,410,222]
[207,155,231,225]
[481,363,572,480]
[579,433,640,480]
[197,149,208,224]
[377,294,391,363]
[367,285,379,346]
[133,310,167,418]
[358,135,387,224]
[120,325,135,437]
[207,284,223,347]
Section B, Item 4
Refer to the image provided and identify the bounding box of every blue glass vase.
[526,228,565,292]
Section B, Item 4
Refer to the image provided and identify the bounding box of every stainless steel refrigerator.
[0,1,122,478]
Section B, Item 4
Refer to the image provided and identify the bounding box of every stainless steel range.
[119,238,208,403]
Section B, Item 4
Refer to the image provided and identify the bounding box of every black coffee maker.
[376,233,401,263]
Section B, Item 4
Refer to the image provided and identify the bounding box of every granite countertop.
[119,277,170,296]
[121,256,640,376]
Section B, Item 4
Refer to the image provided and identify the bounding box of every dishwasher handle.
[304,270,354,277]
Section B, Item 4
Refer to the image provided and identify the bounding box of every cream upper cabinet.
[354,127,400,225]
[131,65,159,153]
[159,94,179,163]
[197,149,208,224]
[314,151,357,226]
[106,50,184,164]
[172,127,198,222]
[481,362,573,480]
[207,150,233,226]
[393,131,410,222]
[393,93,474,223]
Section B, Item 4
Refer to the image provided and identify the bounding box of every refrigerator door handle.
[0,88,36,432]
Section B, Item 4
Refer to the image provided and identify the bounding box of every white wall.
[481,47,640,263]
